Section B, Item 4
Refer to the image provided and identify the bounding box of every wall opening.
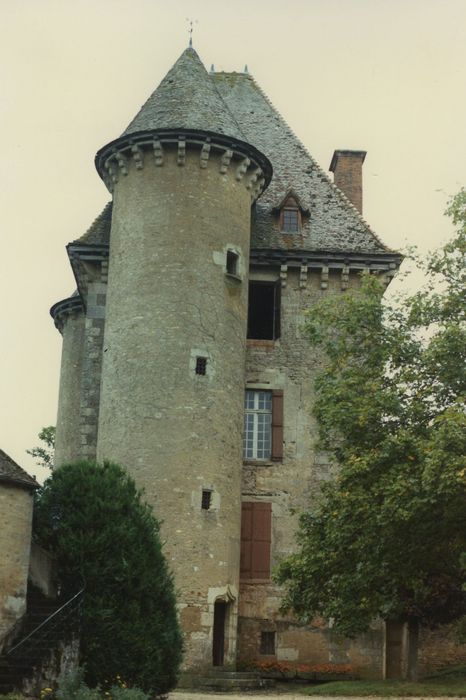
[201,489,212,510]
[212,600,227,666]
[247,281,280,340]
[195,357,207,375]
[226,250,239,276]
[260,630,276,655]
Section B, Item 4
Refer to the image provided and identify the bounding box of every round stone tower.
[94,48,271,670]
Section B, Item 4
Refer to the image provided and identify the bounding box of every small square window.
[260,631,276,655]
[226,250,239,276]
[201,490,212,510]
[195,357,207,375]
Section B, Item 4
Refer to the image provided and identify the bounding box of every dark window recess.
[201,490,212,510]
[281,207,299,232]
[195,357,207,375]
[226,250,239,276]
[260,631,276,655]
[247,281,281,340]
[240,501,272,579]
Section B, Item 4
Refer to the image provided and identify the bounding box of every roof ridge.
[229,72,391,253]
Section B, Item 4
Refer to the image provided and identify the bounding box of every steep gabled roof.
[0,449,38,490]
[213,72,390,254]
[122,48,245,141]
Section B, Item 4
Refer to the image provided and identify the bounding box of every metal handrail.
[7,587,84,657]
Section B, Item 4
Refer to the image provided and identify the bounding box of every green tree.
[27,425,55,469]
[34,460,183,695]
[276,190,466,678]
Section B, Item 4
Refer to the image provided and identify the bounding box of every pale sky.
[1,0,465,482]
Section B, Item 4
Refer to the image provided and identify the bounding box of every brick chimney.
[329,150,366,214]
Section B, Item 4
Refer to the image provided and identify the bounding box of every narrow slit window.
[201,490,212,510]
[226,250,239,276]
[260,631,276,655]
[195,357,207,375]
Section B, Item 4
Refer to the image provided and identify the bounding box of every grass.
[300,665,466,696]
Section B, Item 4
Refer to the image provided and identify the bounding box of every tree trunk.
[384,618,419,680]
[406,619,419,681]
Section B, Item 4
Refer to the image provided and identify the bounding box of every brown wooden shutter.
[240,502,253,578]
[240,502,272,580]
[271,390,284,461]
[251,502,272,579]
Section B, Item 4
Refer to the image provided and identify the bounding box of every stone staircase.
[0,584,82,694]
[181,669,275,692]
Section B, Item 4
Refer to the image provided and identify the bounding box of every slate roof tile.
[74,51,394,256]
[213,72,390,254]
[122,48,245,141]
[74,202,112,245]
[0,449,38,489]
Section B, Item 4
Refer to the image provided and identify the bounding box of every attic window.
[276,194,305,233]
[281,207,300,233]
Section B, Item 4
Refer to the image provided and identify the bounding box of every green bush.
[52,669,151,700]
[34,462,183,695]
[55,667,100,700]
[108,686,149,700]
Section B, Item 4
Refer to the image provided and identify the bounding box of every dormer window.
[281,207,299,233]
[274,191,308,234]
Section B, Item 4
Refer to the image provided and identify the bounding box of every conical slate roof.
[122,47,245,141]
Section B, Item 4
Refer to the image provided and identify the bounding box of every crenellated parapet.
[95,130,271,202]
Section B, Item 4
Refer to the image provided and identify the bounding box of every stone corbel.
[300,264,308,288]
[246,167,262,191]
[280,264,288,288]
[252,176,266,200]
[153,138,164,166]
[104,158,118,185]
[321,265,329,290]
[235,157,250,182]
[131,144,144,170]
[115,151,128,176]
[177,136,186,166]
[219,149,233,174]
[101,260,109,284]
[200,140,211,169]
[341,265,350,290]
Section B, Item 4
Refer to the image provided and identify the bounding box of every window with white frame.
[243,390,272,459]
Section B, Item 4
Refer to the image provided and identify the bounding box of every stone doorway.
[212,600,227,666]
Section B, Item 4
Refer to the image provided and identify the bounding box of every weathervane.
[186,18,198,47]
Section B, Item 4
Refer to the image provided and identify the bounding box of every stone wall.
[0,483,34,650]
[418,625,466,675]
[96,144,262,670]
[240,267,383,677]
[54,310,85,466]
